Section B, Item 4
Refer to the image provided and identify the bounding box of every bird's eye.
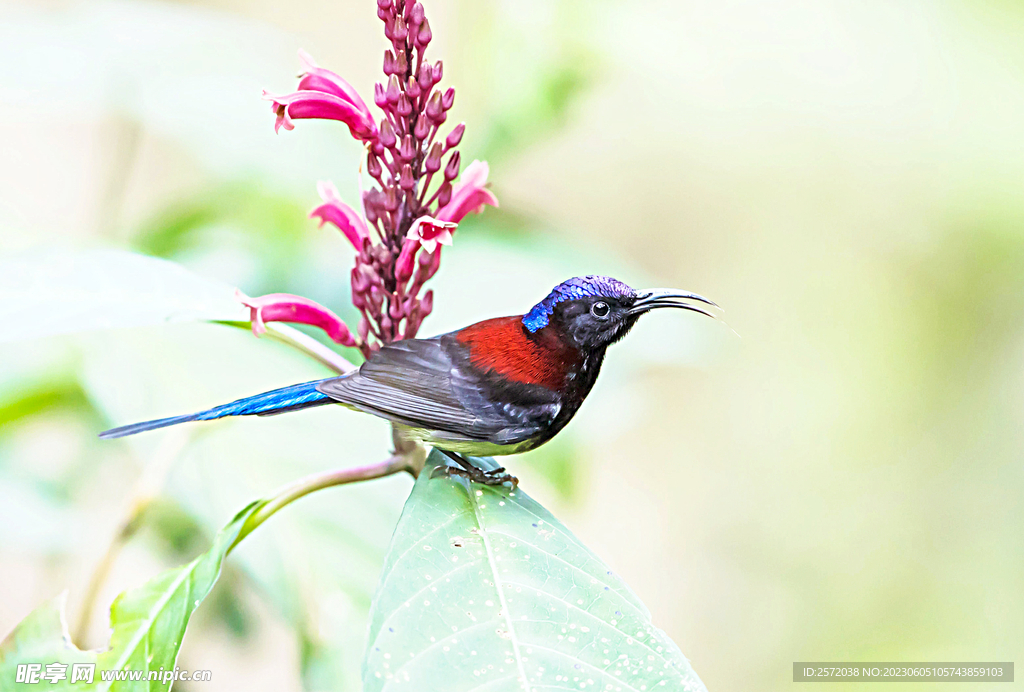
[591,301,610,318]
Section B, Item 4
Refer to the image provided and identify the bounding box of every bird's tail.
[98,379,334,439]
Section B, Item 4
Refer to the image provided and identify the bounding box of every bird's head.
[522,275,718,351]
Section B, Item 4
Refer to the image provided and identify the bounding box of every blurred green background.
[1,0,1022,690]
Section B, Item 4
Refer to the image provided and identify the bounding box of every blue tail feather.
[99,379,333,439]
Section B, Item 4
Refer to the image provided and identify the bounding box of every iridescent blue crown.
[522,276,635,332]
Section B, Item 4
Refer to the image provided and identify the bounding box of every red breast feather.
[455,316,580,389]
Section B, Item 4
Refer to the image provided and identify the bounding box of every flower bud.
[445,123,465,148]
[414,113,430,140]
[411,3,425,24]
[419,68,433,92]
[370,286,384,311]
[397,94,412,117]
[367,153,382,178]
[420,289,434,316]
[358,317,370,342]
[416,18,432,46]
[399,134,416,160]
[436,181,452,208]
[377,0,392,8]
[399,164,415,190]
[417,245,434,267]
[383,50,397,75]
[379,119,397,147]
[389,296,404,321]
[433,60,443,84]
[352,287,367,310]
[386,74,401,104]
[425,142,442,173]
[395,239,418,283]
[374,82,387,108]
[426,91,443,121]
[395,49,408,75]
[442,87,455,110]
[351,266,369,293]
[363,190,381,224]
[359,263,380,286]
[393,16,408,41]
[444,151,461,181]
[384,186,399,211]
[406,76,421,100]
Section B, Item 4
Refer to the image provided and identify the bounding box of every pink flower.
[407,216,456,253]
[263,51,378,141]
[238,290,358,347]
[395,217,455,282]
[310,181,370,250]
[436,160,498,224]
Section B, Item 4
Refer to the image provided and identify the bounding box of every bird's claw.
[438,463,518,488]
[435,450,519,488]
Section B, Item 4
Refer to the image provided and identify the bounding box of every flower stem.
[227,447,423,554]
[217,320,359,374]
[263,323,358,374]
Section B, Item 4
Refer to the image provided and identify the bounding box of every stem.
[74,430,189,646]
[74,500,148,645]
[228,449,421,553]
[262,323,358,374]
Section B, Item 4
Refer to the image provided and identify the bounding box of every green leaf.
[0,249,245,343]
[0,594,94,691]
[92,500,260,690]
[363,451,707,692]
[0,501,261,691]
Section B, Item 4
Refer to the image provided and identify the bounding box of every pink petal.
[317,180,343,204]
[435,228,453,246]
[406,217,457,256]
[297,50,373,118]
[238,291,357,347]
[436,186,499,224]
[266,94,294,133]
[460,160,490,190]
[310,183,370,250]
[262,90,377,141]
[435,160,499,224]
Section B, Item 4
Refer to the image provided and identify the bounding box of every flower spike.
[260,1,498,353]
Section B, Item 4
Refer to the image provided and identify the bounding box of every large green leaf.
[363,451,707,692]
[0,249,245,343]
[0,501,261,691]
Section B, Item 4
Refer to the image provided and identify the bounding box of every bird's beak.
[628,289,720,319]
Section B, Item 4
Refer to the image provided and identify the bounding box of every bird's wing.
[316,337,541,442]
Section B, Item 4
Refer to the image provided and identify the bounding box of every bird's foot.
[435,451,519,488]
[446,465,519,488]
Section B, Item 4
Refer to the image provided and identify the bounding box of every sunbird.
[101,276,717,485]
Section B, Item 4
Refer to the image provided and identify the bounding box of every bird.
[100,276,717,486]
